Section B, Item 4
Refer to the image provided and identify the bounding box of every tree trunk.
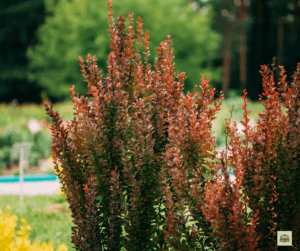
[238,0,249,95]
[247,0,264,100]
[277,2,284,84]
[293,0,300,68]
[222,26,232,99]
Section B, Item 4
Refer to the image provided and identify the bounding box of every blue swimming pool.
[187,170,234,175]
[0,170,234,183]
[0,174,58,183]
[217,170,234,175]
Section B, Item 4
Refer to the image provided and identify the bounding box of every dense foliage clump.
[44,0,300,250]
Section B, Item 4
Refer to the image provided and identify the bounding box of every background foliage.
[1,0,299,105]
[25,0,223,103]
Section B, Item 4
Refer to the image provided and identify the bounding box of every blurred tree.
[188,0,253,98]
[246,0,299,100]
[188,0,252,98]
[189,0,300,100]
[2,0,298,104]
[292,0,300,72]
[271,0,300,87]
[26,0,223,102]
[237,0,251,96]
[0,0,53,105]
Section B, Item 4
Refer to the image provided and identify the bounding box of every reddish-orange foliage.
[44,0,300,250]
[201,58,300,250]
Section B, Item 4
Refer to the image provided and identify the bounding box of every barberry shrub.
[43,0,300,250]
[44,0,222,250]
[201,57,300,250]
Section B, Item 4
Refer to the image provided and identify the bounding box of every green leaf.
[202,173,214,180]
[96,195,104,206]
[202,164,212,171]
[206,150,215,155]
[203,157,218,163]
